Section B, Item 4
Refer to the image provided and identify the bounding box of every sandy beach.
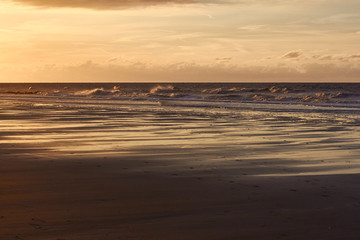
[1,156,360,240]
[2,0,360,236]
[1,86,360,239]
[2,151,360,239]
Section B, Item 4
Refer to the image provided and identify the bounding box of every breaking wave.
[74,87,121,97]
[1,83,359,114]
[149,85,177,94]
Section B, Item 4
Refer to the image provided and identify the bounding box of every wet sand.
[1,97,360,239]
[1,153,360,240]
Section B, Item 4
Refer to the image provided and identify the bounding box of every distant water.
[1,83,360,115]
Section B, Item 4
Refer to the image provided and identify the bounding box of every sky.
[1,0,360,82]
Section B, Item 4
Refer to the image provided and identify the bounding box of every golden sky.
[1,0,360,82]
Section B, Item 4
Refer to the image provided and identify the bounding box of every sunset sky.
[1,0,360,82]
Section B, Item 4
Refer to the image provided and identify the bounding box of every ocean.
[1,82,360,112]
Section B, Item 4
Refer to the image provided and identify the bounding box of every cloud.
[238,25,265,31]
[349,54,360,59]
[4,60,359,83]
[11,0,196,9]
[8,0,309,9]
[108,58,119,63]
[215,57,232,62]
[281,50,303,59]
[312,53,360,62]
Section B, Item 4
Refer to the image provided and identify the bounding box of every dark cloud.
[312,54,360,62]
[349,54,360,59]
[11,0,197,9]
[319,55,332,61]
[215,57,232,62]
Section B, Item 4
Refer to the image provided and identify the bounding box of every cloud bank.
[11,0,196,9]
[10,0,299,9]
[3,60,359,82]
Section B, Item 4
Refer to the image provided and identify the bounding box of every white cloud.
[238,25,265,31]
[281,50,303,59]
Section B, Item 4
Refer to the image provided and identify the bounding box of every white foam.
[74,88,121,97]
[149,85,176,94]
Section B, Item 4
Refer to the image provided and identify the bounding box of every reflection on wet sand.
[1,91,360,239]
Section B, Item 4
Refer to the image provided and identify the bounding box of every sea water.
[1,83,360,113]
